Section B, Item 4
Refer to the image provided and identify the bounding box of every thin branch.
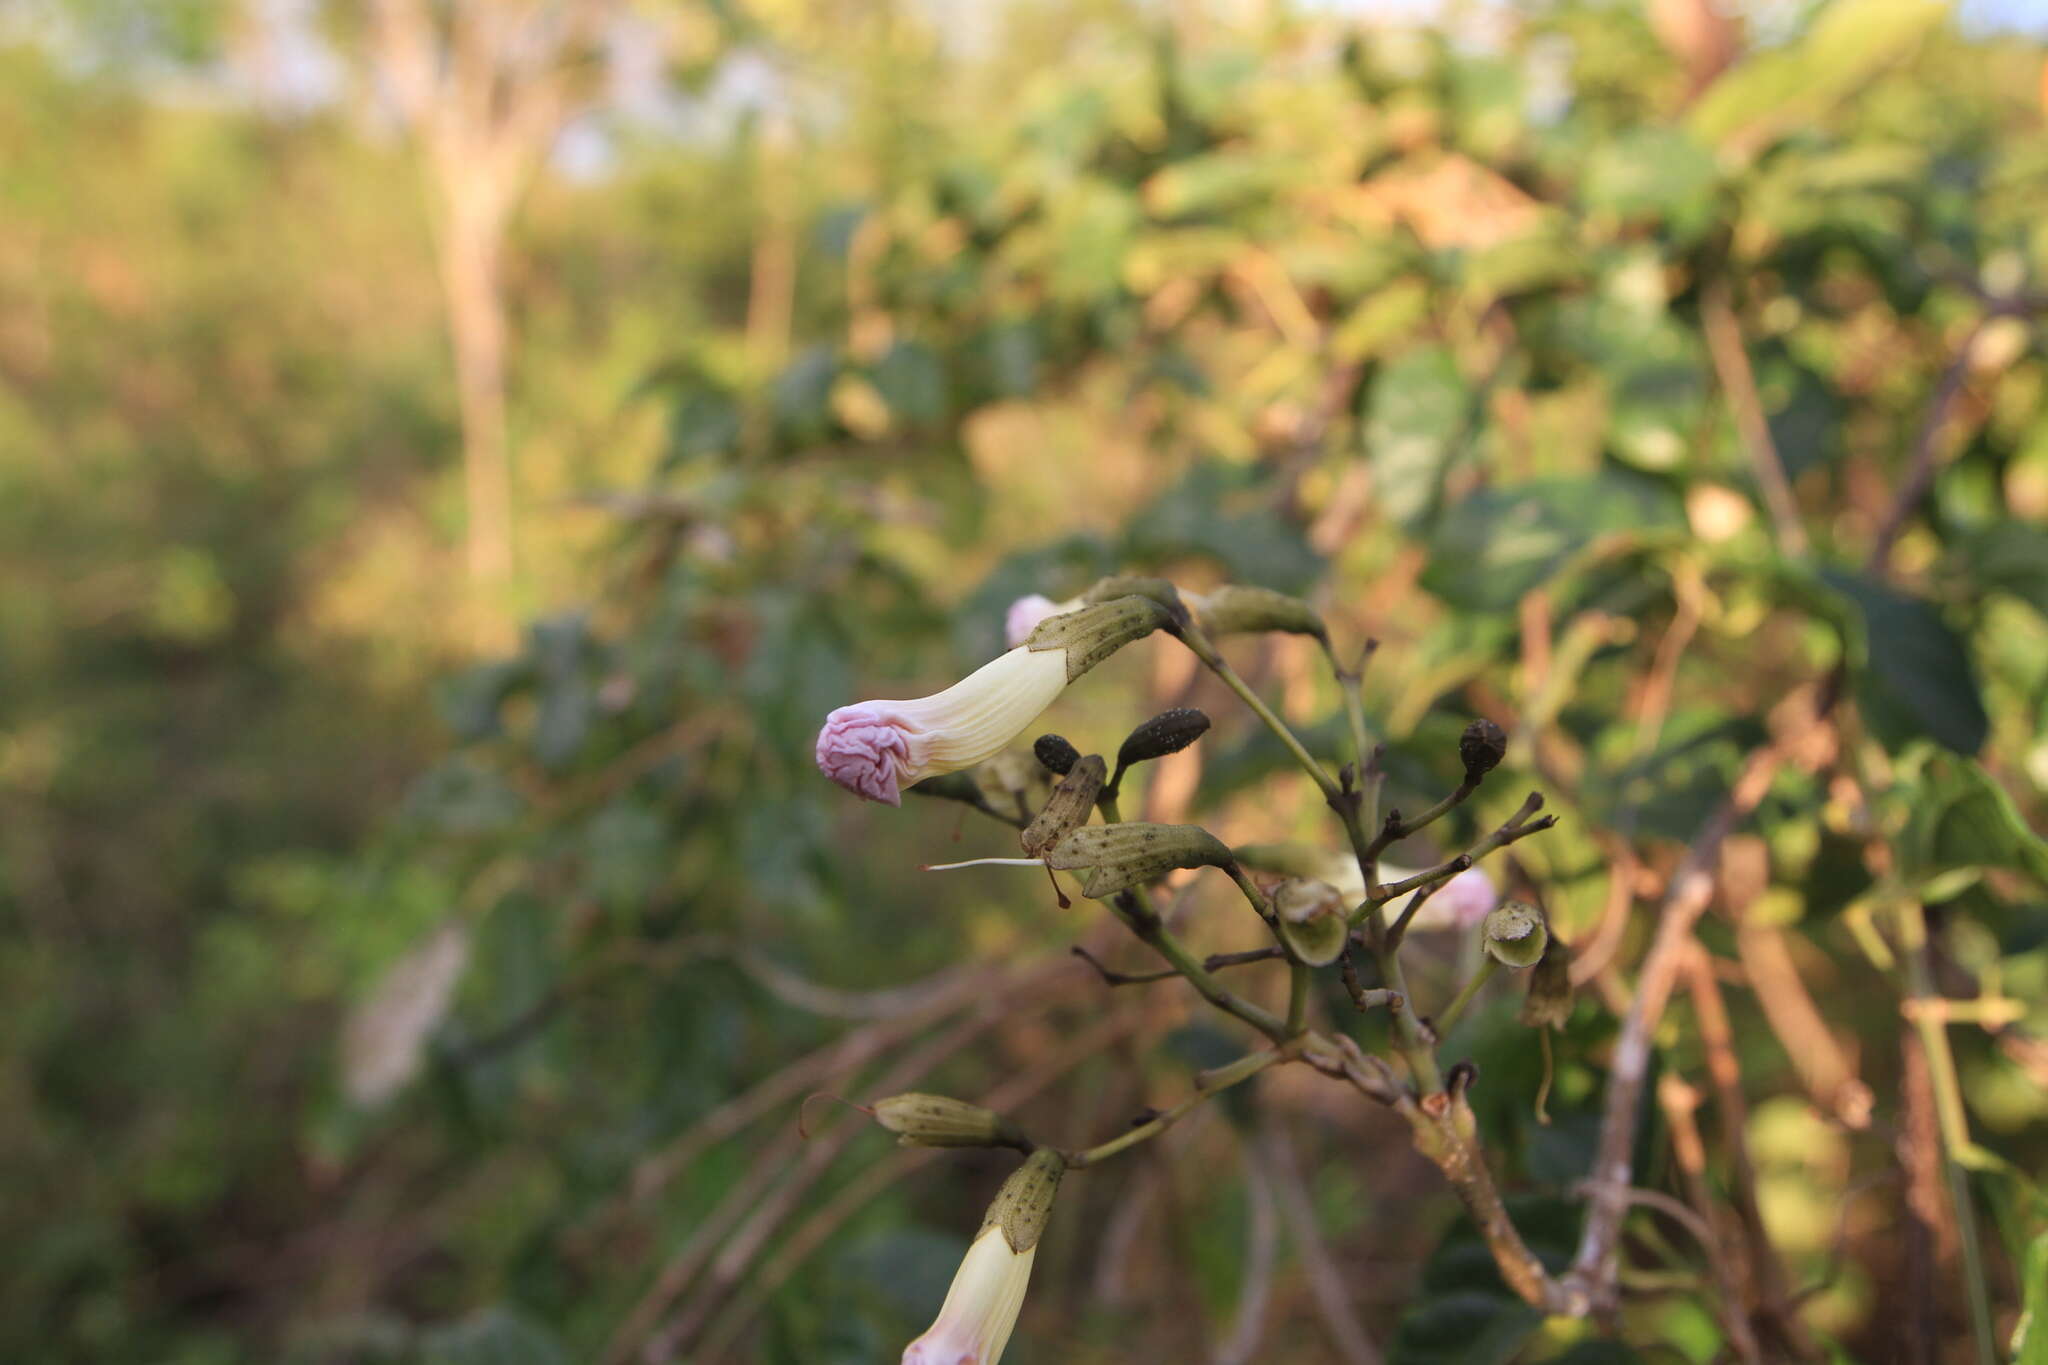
[1261,1121,1383,1365]
[1071,944,1282,987]
[1702,278,1808,556]
[1868,319,1987,571]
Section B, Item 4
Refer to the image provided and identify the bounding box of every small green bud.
[1273,877,1349,966]
[1482,900,1549,969]
[873,1093,1026,1149]
[1518,936,1574,1029]
[1033,733,1080,776]
[1459,718,1508,782]
[1193,585,1329,642]
[1025,595,1177,680]
[1022,755,1106,857]
[1116,708,1211,771]
[1044,822,1237,898]
[983,1148,1066,1253]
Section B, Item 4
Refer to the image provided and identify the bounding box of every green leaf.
[1389,1291,1541,1365]
[1421,474,1684,612]
[772,345,839,445]
[1900,755,2048,887]
[1815,568,1989,756]
[1953,520,2048,617]
[1581,127,1720,240]
[868,340,947,425]
[1122,463,1322,594]
[1365,345,1471,528]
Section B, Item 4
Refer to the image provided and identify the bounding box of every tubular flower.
[816,648,1069,805]
[820,597,1174,805]
[901,1222,1036,1364]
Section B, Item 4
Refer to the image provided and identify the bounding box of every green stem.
[1067,1048,1280,1167]
[1286,961,1311,1035]
[1435,957,1499,1036]
[1183,628,1340,801]
[1111,891,1288,1042]
[1897,898,1996,1365]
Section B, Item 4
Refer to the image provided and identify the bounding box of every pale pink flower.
[1314,855,1498,932]
[816,647,1069,805]
[1002,594,1080,648]
[902,1224,1036,1365]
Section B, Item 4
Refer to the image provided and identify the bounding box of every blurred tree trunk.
[364,0,614,618]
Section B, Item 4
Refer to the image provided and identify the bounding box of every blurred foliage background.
[2,0,2046,1361]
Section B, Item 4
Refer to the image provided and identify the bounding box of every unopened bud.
[1273,877,1349,966]
[1033,733,1080,776]
[1079,574,1190,624]
[1458,718,1507,782]
[1024,595,1177,679]
[873,1093,1026,1149]
[1022,755,1106,857]
[983,1148,1066,1253]
[1482,900,1549,969]
[1116,708,1211,771]
[1518,937,1574,1029]
[1192,585,1329,643]
[1044,822,1236,898]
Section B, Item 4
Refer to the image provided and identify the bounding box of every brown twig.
[1867,318,1987,571]
[1702,278,1808,556]
[1658,1075,1765,1365]
[1261,1121,1383,1365]
[1563,743,1783,1309]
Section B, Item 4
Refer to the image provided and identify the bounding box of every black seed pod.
[1034,733,1081,776]
[1459,718,1508,782]
[1116,708,1212,770]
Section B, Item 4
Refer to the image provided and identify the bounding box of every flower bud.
[1044,822,1236,898]
[872,1092,1026,1149]
[1021,754,1105,857]
[1459,717,1508,782]
[1115,708,1211,771]
[1189,584,1329,642]
[1032,733,1080,776]
[1079,574,1190,623]
[904,1152,1065,1365]
[1518,937,1574,1029]
[1273,877,1349,966]
[1023,594,1177,678]
[983,1148,1065,1252]
[1482,900,1549,969]
[1004,593,1080,648]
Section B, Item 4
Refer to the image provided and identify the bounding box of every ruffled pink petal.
[816,706,914,805]
[1003,595,1061,649]
[1437,865,1499,929]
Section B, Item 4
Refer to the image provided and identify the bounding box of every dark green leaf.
[1422,475,1684,612]
[1365,345,1471,527]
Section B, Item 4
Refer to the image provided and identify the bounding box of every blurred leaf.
[2016,1230,2048,1365]
[665,385,742,468]
[773,345,840,445]
[529,613,595,772]
[1816,568,1989,756]
[1421,475,1684,612]
[868,340,947,426]
[1122,463,1321,594]
[1365,345,1471,527]
[1900,755,2048,886]
[1952,521,2048,617]
[1581,128,1719,240]
[415,1308,569,1365]
[1389,1291,1541,1365]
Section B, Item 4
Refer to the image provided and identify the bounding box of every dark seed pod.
[1116,708,1212,771]
[1459,718,1508,782]
[1034,733,1081,776]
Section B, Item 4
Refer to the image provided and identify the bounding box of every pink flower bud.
[901,1224,1035,1365]
[1003,594,1079,648]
